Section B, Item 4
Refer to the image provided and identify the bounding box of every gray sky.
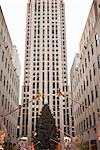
[0,0,93,85]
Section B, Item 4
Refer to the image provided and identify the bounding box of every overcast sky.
[0,0,93,85]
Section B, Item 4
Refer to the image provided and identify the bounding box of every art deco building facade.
[70,0,100,149]
[0,6,20,144]
[20,0,69,147]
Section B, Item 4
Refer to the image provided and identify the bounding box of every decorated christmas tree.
[33,104,59,150]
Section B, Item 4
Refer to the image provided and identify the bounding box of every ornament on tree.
[32,104,59,150]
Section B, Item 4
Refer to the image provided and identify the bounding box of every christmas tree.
[33,104,59,150]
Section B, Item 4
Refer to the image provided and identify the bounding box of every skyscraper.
[20,0,68,147]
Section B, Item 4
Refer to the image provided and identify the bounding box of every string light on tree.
[0,130,6,145]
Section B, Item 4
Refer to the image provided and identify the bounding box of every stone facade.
[70,0,100,149]
[20,0,71,149]
[0,6,20,145]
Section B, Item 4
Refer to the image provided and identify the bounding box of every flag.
[34,91,42,101]
[56,89,65,97]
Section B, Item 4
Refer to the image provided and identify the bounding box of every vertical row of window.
[0,50,19,91]
[22,108,28,136]
[0,13,20,140]
[22,89,29,135]
[0,91,17,135]
[76,112,96,134]
[0,69,19,103]
[74,33,100,89]
[73,40,100,92]
[25,3,32,85]
[0,93,16,118]
[25,4,30,85]
[75,83,98,108]
[75,86,98,119]
[53,97,60,128]
[73,30,100,136]
[61,3,67,89]
[3,117,16,136]
[0,50,19,109]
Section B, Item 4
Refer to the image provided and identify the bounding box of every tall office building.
[70,0,100,149]
[20,0,68,147]
[0,6,20,146]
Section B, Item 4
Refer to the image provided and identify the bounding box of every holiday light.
[0,130,6,145]
[1,91,42,119]
[56,89,100,116]
[72,136,81,146]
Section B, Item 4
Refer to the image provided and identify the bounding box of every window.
[35,2,37,12]
[2,51,4,62]
[82,64,84,73]
[91,44,94,55]
[88,51,90,62]
[2,94,4,106]
[89,115,92,127]
[89,70,92,81]
[8,64,10,73]
[5,98,7,109]
[82,102,85,112]
[97,55,100,68]
[83,81,85,91]
[95,33,99,46]
[4,76,6,87]
[0,70,3,81]
[93,63,96,76]
[85,98,87,107]
[5,58,7,68]
[91,90,94,102]
[85,58,87,68]
[88,94,90,106]
[81,121,83,131]
[80,69,82,78]
[6,80,8,90]
[86,76,88,86]
[81,85,83,94]
[83,120,85,130]
[95,85,98,98]
[97,108,100,119]
[86,118,88,128]
[93,112,96,125]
